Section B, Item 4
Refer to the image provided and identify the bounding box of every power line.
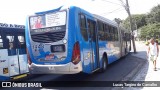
[100,7,124,16]
[101,0,122,6]
[92,0,122,6]
[92,0,127,15]
[119,0,126,7]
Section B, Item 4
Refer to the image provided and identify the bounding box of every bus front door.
[87,19,99,71]
[7,33,28,78]
[17,34,29,74]
[7,34,20,76]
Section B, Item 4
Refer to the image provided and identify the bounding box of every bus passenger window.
[18,36,25,45]
[79,14,88,41]
[111,27,115,41]
[7,36,15,49]
[110,34,113,41]
[112,27,116,41]
[105,25,109,33]
[98,21,104,41]
[101,23,105,41]
[108,26,112,41]
[104,24,109,40]
[18,35,26,54]
[87,19,96,41]
[0,35,3,48]
[7,35,16,56]
[115,28,118,41]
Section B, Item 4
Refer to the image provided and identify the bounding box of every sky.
[0,0,159,25]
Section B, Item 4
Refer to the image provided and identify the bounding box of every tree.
[122,4,160,41]
[140,23,160,40]
[146,5,160,24]
[122,14,147,31]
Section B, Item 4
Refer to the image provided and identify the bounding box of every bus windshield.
[29,11,66,34]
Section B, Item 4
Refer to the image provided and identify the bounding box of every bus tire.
[99,56,107,73]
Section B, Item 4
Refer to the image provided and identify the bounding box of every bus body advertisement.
[26,6,131,74]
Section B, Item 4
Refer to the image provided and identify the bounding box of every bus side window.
[112,27,114,41]
[5,38,9,49]
[98,21,104,41]
[105,24,109,41]
[109,26,113,41]
[7,36,14,49]
[102,23,105,41]
[97,21,101,40]
[79,14,88,41]
[7,35,16,56]
[0,35,4,49]
[112,27,115,41]
[108,26,111,41]
[18,35,26,54]
[87,19,96,41]
[113,27,116,41]
[115,28,118,41]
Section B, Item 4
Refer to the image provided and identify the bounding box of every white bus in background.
[0,23,29,80]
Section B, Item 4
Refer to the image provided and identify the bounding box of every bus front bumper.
[28,61,82,74]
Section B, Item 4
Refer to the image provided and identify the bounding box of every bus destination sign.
[0,23,25,29]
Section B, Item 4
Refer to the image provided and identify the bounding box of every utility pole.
[120,0,136,53]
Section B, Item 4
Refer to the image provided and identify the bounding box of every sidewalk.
[124,41,160,90]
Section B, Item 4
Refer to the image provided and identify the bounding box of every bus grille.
[31,31,66,43]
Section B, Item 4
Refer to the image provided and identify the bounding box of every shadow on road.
[116,51,150,90]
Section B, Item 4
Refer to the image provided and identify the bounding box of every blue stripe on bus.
[0,76,10,80]
[25,18,37,64]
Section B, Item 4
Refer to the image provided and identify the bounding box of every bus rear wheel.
[99,56,107,72]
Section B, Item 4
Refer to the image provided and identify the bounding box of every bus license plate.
[51,45,65,52]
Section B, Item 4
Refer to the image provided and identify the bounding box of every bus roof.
[35,5,118,28]
[93,14,118,27]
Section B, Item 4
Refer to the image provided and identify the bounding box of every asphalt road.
[1,53,146,90]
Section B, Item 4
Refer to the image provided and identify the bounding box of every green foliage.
[122,4,160,40]
[146,5,160,24]
[122,14,147,31]
[140,23,160,40]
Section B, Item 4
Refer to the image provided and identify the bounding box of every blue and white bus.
[0,23,29,80]
[26,6,131,74]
